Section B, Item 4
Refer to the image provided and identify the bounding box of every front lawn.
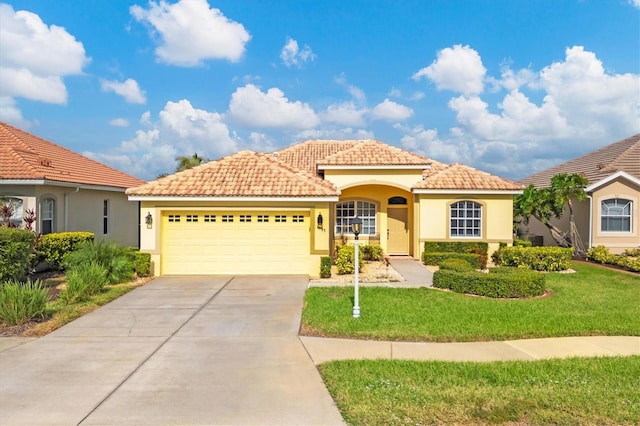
[320,356,640,425]
[301,262,640,341]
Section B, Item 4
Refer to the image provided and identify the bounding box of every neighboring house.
[0,122,145,247]
[127,140,523,276]
[520,133,640,254]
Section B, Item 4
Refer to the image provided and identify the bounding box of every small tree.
[175,153,206,172]
[514,173,588,254]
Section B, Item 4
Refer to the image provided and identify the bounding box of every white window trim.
[600,198,632,233]
[449,200,483,239]
[335,199,377,236]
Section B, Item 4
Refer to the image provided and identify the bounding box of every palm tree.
[175,153,206,172]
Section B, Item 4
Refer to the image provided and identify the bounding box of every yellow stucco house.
[126,140,523,277]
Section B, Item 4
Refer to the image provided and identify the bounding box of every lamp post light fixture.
[145,212,153,229]
[351,216,362,319]
[317,212,324,230]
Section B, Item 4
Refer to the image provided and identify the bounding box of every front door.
[387,208,409,255]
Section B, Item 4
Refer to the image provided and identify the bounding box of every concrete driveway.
[0,276,345,426]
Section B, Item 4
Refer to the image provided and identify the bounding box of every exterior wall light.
[351,216,362,318]
[145,212,153,229]
[317,212,324,230]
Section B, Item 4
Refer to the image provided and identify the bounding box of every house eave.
[318,164,431,171]
[0,179,127,192]
[585,171,640,192]
[127,195,340,202]
[412,189,523,195]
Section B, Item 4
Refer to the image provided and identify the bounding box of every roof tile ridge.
[0,143,41,178]
[601,137,640,173]
[0,123,37,154]
[257,152,338,192]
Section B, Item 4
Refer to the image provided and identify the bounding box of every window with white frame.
[335,200,376,235]
[41,198,55,234]
[450,201,482,237]
[601,198,632,232]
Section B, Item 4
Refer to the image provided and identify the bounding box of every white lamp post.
[351,216,362,318]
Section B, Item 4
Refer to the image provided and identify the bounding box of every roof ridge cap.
[257,152,338,191]
[601,137,640,172]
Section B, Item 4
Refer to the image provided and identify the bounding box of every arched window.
[335,200,376,235]
[601,198,632,232]
[41,198,55,234]
[388,196,407,205]
[450,201,482,237]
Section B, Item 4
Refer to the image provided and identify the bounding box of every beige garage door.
[161,211,310,275]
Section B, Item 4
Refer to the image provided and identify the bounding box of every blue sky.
[1,0,638,181]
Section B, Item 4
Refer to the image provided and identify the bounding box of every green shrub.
[492,246,573,271]
[64,240,134,284]
[0,279,49,325]
[59,262,109,304]
[623,248,640,257]
[0,227,36,282]
[132,251,152,277]
[423,241,488,255]
[335,244,364,275]
[361,244,384,261]
[513,238,533,247]
[36,232,94,269]
[438,258,474,272]
[586,245,610,264]
[423,252,482,269]
[433,268,546,298]
[320,256,332,278]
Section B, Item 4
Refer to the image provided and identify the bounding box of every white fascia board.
[1,179,126,192]
[412,189,523,195]
[318,164,431,171]
[585,171,640,192]
[127,195,339,202]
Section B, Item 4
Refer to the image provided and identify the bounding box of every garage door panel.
[161,211,309,275]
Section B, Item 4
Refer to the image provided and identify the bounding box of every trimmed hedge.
[424,241,488,255]
[586,245,640,273]
[433,267,546,298]
[423,252,482,269]
[0,227,36,282]
[335,244,364,275]
[361,244,384,261]
[492,246,573,271]
[320,256,332,278]
[36,232,95,269]
[133,251,152,277]
[438,258,474,272]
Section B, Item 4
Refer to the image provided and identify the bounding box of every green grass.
[302,262,640,341]
[319,356,640,425]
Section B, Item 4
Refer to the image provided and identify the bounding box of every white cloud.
[101,78,146,104]
[410,91,425,101]
[130,0,250,66]
[280,37,316,67]
[0,3,89,114]
[87,99,238,179]
[397,124,467,164]
[335,73,366,102]
[0,96,29,127]
[321,102,367,126]
[630,0,640,8]
[110,118,129,127]
[228,84,319,129]
[370,99,414,122]
[295,127,375,141]
[413,44,486,96]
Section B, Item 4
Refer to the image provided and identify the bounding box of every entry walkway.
[387,256,433,287]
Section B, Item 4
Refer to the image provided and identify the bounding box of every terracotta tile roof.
[520,133,640,188]
[0,122,145,189]
[275,140,361,174]
[414,163,524,191]
[317,140,433,167]
[276,139,434,174]
[126,150,340,197]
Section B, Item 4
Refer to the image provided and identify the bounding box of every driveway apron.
[0,276,344,426]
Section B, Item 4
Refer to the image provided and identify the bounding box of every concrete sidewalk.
[300,335,640,364]
[387,256,433,287]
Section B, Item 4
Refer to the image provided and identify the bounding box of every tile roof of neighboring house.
[520,133,640,188]
[0,122,145,189]
[126,150,340,197]
[414,163,524,191]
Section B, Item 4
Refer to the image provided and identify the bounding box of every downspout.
[587,195,593,250]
